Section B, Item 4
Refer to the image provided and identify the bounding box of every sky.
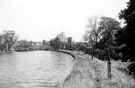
[0,0,128,42]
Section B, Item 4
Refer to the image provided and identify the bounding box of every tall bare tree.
[83,16,102,59]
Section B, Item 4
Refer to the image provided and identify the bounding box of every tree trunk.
[107,33,112,80]
[91,48,94,59]
[5,43,8,52]
[107,58,111,79]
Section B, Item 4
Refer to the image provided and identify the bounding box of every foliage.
[49,32,74,50]
[83,17,101,46]
[0,30,18,52]
[97,17,121,60]
[83,16,102,59]
[73,42,87,51]
[15,40,52,51]
[83,16,121,79]
[116,0,135,62]
[83,16,121,60]
[114,0,135,77]
[50,37,61,50]
[15,40,33,51]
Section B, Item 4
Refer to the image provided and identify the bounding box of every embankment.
[59,50,135,88]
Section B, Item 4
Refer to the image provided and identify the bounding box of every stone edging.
[57,50,76,59]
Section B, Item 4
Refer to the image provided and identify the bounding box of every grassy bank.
[61,51,135,88]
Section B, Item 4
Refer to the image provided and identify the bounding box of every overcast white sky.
[0,0,128,41]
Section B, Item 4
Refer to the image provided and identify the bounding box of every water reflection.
[0,51,73,88]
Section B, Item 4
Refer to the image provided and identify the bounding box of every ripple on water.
[0,51,74,88]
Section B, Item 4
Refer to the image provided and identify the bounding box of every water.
[0,51,74,88]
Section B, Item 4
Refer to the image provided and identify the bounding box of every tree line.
[0,30,53,52]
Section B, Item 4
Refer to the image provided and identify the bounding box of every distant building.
[67,37,72,45]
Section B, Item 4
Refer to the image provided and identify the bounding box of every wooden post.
[5,43,8,52]
[107,51,111,79]
[107,30,112,79]
[91,48,94,59]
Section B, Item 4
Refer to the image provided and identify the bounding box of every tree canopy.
[116,0,135,61]
[0,30,17,52]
